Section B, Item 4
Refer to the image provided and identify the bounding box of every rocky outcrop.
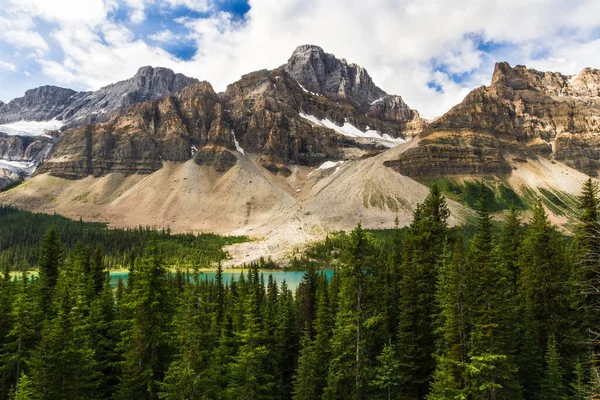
[386,62,600,177]
[38,81,230,179]
[367,95,425,133]
[0,67,198,126]
[284,45,386,106]
[0,133,54,162]
[283,45,424,132]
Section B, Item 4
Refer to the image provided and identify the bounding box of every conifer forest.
[1,180,600,400]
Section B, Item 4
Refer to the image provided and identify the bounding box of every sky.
[1,0,600,118]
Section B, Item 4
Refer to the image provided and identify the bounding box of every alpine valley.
[1,45,598,263]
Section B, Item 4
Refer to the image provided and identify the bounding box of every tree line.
[0,180,600,399]
[0,205,247,270]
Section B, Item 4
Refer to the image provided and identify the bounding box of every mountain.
[0,66,198,188]
[7,51,599,264]
[0,66,198,126]
[385,62,600,178]
[35,45,424,180]
[0,45,431,262]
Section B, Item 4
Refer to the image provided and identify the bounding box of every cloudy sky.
[1,0,599,117]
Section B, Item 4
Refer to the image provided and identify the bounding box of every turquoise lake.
[109,269,333,291]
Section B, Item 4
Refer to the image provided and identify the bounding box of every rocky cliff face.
[385,62,600,177]
[284,45,386,106]
[38,82,233,179]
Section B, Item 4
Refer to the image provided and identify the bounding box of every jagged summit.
[0,67,198,126]
[284,44,423,129]
[284,44,387,106]
[0,86,77,123]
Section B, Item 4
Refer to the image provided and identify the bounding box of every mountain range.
[0,45,597,263]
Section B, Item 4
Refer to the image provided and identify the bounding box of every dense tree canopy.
[0,179,599,399]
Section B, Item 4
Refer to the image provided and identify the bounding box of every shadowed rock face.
[386,62,600,177]
[0,133,54,163]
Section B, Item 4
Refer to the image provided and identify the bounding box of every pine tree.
[324,224,373,399]
[159,283,210,399]
[90,247,105,296]
[115,250,172,400]
[398,185,449,399]
[373,344,400,400]
[497,206,523,289]
[293,277,332,399]
[29,271,101,400]
[428,234,468,400]
[573,178,600,381]
[227,288,274,400]
[273,281,299,399]
[0,274,35,398]
[293,328,319,400]
[37,226,63,314]
[540,335,566,400]
[517,200,574,398]
[466,183,520,399]
[11,373,38,400]
[570,361,589,400]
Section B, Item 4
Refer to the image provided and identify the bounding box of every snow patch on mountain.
[231,130,245,155]
[298,113,406,147]
[0,119,63,137]
[0,159,37,176]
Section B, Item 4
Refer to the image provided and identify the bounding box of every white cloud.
[148,29,181,43]
[1,0,600,117]
[0,61,17,72]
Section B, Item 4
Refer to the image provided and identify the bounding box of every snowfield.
[0,159,37,176]
[298,113,406,147]
[0,119,63,137]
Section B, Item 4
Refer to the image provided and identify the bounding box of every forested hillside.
[0,181,600,399]
[0,205,247,270]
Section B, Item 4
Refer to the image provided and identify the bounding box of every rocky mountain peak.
[0,67,199,128]
[0,85,77,123]
[490,61,600,97]
[284,44,386,106]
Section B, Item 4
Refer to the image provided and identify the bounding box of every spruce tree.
[324,224,373,399]
[11,373,38,400]
[37,226,63,314]
[540,335,566,400]
[466,183,520,399]
[227,288,274,400]
[115,250,172,400]
[293,328,319,400]
[0,274,35,399]
[428,234,468,400]
[398,185,449,399]
[373,344,400,400]
[517,200,574,398]
[573,178,600,379]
